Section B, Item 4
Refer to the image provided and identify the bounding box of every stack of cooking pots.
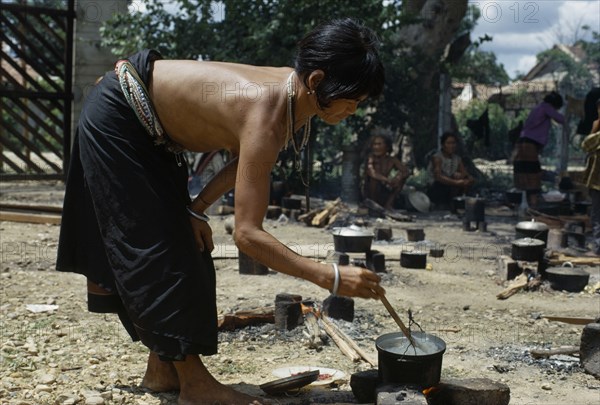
[511,237,545,262]
[515,219,549,246]
[512,220,548,265]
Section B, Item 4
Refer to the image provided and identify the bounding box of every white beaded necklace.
[285,72,311,154]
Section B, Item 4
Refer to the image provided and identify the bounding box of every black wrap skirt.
[56,50,217,360]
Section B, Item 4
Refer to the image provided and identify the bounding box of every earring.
[307,90,314,95]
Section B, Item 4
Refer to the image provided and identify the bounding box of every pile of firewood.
[298,197,344,227]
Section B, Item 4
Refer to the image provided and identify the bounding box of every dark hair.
[371,134,393,153]
[295,18,385,108]
[543,91,563,109]
[440,132,458,145]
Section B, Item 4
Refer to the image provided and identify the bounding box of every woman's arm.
[366,156,389,182]
[432,156,463,186]
[233,126,382,299]
[457,159,475,185]
[545,103,565,124]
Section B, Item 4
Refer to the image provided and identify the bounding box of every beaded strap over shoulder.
[115,59,184,153]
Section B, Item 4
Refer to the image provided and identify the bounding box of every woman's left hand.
[189,218,214,252]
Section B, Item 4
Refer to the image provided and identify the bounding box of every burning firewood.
[217,306,274,331]
[303,311,325,349]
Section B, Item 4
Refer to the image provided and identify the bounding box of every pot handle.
[562,261,574,268]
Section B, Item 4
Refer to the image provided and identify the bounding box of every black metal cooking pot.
[545,264,590,292]
[376,332,446,388]
[400,251,427,269]
[515,219,549,245]
[406,228,425,242]
[464,197,485,222]
[505,190,523,205]
[511,237,545,262]
[332,227,374,253]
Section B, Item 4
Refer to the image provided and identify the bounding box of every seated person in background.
[427,132,474,207]
[362,134,410,210]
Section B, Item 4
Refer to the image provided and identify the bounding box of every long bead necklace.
[285,72,311,154]
[285,72,312,197]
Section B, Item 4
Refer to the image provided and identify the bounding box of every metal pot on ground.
[464,197,485,222]
[332,227,374,253]
[545,263,590,292]
[511,237,545,262]
[515,219,549,245]
[376,332,446,388]
[400,251,427,269]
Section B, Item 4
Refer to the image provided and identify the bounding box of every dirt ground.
[1,181,599,405]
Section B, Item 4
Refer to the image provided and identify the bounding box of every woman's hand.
[336,265,385,299]
[189,218,214,253]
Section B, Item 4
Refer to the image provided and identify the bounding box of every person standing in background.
[513,92,565,207]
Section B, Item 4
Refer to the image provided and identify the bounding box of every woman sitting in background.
[427,132,474,208]
[362,134,410,210]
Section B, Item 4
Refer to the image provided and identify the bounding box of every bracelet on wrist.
[331,263,340,296]
[186,206,210,222]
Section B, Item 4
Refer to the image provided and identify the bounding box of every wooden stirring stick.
[379,293,416,347]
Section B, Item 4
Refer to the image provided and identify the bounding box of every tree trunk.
[394,0,468,166]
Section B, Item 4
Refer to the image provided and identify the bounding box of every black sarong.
[513,137,542,194]
[56,50,217,360]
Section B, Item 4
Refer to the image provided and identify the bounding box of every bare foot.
[174,355,265,405]
[141,351,180,392]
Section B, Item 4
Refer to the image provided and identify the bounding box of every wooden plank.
[0,210,61,225]
[0,203,62,213]
[542,316,596,325]
[530,346,579,359]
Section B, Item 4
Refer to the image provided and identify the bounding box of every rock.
[55,394,78,405]
[37,373,56,385]
[322,295,354,322]
[350,369,379,403]
[496,255,521,280]
[34,384,52,393]
[580,322,600,377]
[99,391,112,400]
[427,378,510,405]
[84,396,104,405]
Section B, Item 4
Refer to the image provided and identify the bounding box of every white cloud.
[471,0,599,79]
[516,55,538,75]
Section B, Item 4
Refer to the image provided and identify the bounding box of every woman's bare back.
[149,60,292,153]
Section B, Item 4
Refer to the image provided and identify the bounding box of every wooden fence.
[0,0,75,179]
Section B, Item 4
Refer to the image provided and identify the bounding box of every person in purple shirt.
[513,92,565,207]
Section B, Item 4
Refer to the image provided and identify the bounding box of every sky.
[469,0,599,78]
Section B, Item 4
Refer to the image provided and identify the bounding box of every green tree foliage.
[449,51,509,86]
[455,100,528,161]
